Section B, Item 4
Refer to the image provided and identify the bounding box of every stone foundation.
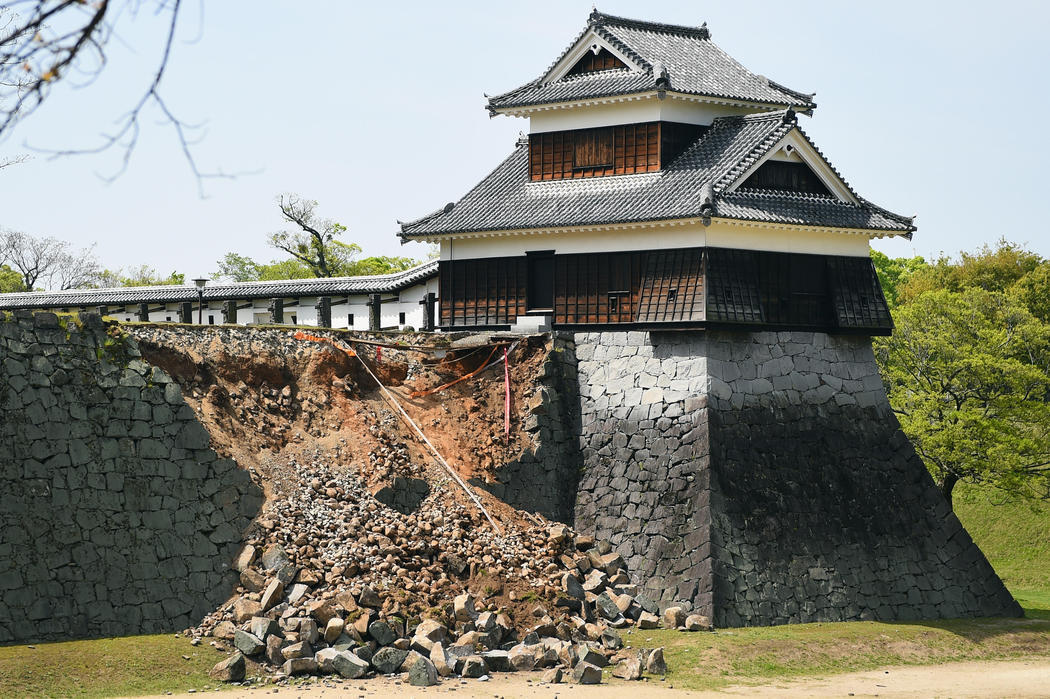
[0,312,262,643]
[573,329,1021,625]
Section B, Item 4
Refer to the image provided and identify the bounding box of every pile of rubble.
[203,520,708,686]
[195,452,710,686]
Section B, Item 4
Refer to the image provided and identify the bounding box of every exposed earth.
[122,325,675,686]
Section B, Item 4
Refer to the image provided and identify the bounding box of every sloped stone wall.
[573,331,714,616]
[0,311,262,643]
[572,329,1021,625]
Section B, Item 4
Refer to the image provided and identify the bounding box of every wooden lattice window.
[573,128,613,169]
[566,47,627,75]
[741,161,833,196]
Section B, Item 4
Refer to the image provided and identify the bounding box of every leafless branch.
[1,0,247,195]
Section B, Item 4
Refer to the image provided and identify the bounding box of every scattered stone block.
[637,611,660,629]
[233,629,264,656]
[330,650,369,679]
[408,656,439,686]
[684,614,712,631]
[480,649,512,672]
[358,585,381,608]
[571,661,602,684]
[459,655,488,678]
[231,597,261,622]
[562,573,585,600]
[368,619,396,646]
[209,652,245,682]
[211,620,237,640]
[646,647,667,675]
[282,657,318,676]
[281,641,312,660]
[371,646,409,675]
[430,642,454,677]
[250,616,281,641]
[662,606,685,629]
[232,545,256,573]
[613,656,642,680]
[542,667,563,684]
[324,616,345,643]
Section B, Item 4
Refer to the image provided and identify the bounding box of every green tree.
[0,264,25,293]
[875,288,1050,509]
[870,250,927,309]
[269,194,349,278]
[214,194,421,282]
[96,266,184,288]
[1014,262,1050,324]
[214,253,264,283]
[898,239,1042,305]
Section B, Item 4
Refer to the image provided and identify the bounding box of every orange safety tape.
[293,331,356,357]
[408,345,498,398]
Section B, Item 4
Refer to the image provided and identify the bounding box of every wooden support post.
[221,300,237,325]
[421,292,436,331]
[368,293,381,331]
[268,298,284,325]
[315,296,332,328]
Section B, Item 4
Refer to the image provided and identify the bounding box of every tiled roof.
[487,11,815,112]
[0,261,438,310]
[399,112,915,238]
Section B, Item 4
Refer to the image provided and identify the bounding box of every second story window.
[573,128,613,169]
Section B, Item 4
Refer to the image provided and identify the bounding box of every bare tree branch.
[1,1,248,194]
[0,228,100,290]
[268,194,351,278]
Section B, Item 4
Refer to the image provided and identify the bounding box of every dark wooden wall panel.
[440,250,892,332]
[636,249,705,322]
[566,48,628,75]
[530,122,664,181]
[439,258,526,327]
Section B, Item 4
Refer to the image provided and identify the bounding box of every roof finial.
[698,21,710,39]
[653,60,670,88]
[589,6,601,22]
[782,108,796,124]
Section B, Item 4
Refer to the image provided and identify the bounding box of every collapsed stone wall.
[473,332,582,523]
[0,311,262,643]
[573,329,1021,625]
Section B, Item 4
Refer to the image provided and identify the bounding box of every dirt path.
[716,658,1050,697]
[136,658,1050,698]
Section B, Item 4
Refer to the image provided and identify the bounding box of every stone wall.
[573,329,1021,625]
[574,331,713,615]
[0,311,262,643]
[474,332,582,523]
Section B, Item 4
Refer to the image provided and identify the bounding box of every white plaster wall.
[528,97,756,133]
[441,222,871,260]
[50,278,440,330]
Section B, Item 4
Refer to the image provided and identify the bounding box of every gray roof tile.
[399,112,914,238]
[487,11,815,112]
[0,261,437,310]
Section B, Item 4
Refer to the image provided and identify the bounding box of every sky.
[1,0,1048,280]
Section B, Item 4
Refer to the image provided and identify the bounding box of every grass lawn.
[0,634,231,698]
[954,481,1050,621]
[623,610,1050,692]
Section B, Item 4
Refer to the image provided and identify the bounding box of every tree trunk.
[940,472,959,511]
